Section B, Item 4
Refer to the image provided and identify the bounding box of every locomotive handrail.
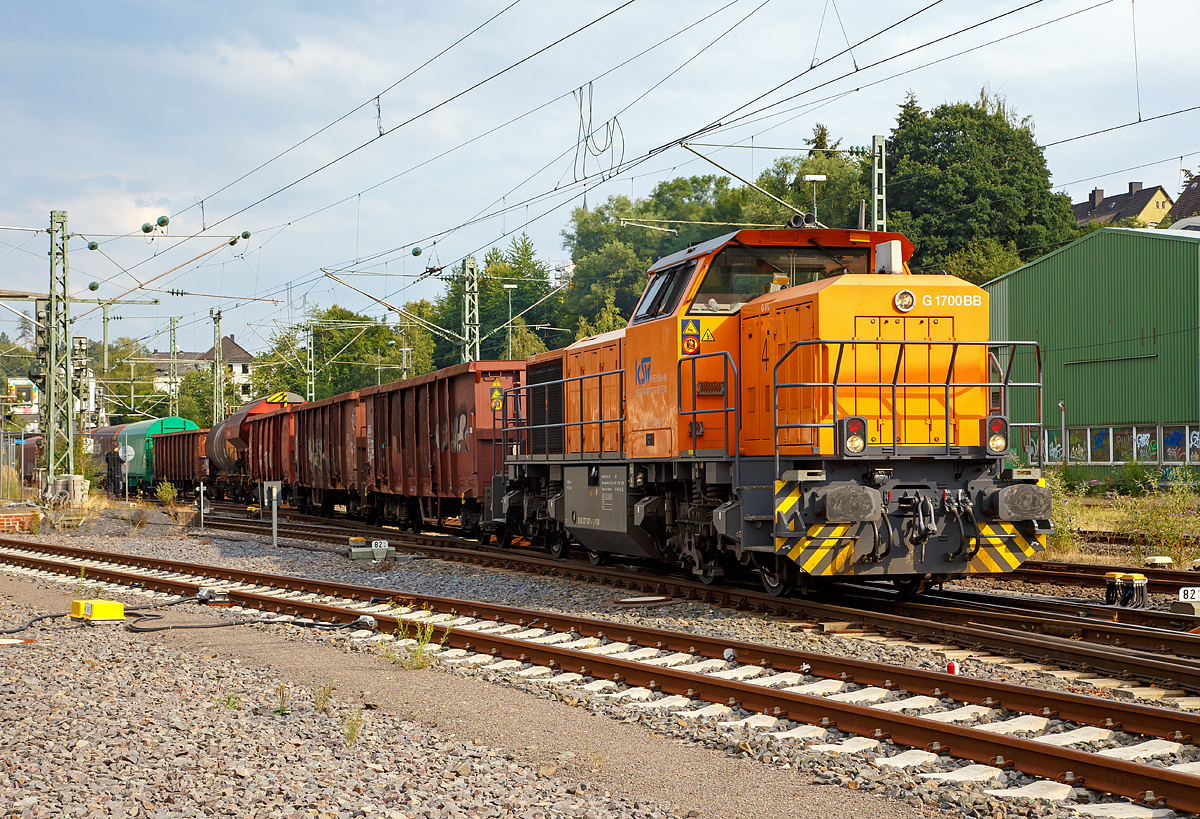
[772,339,1043,479]
[677,350,740,489]
[497,369,627,466]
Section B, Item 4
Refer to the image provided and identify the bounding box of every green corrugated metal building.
[986,227,1200,471]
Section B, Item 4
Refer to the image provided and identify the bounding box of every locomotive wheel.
[757,555,797,597]
[891,576,931,596]
[549,531,570,560]
[586,548,607,566]
[494,526,514,549]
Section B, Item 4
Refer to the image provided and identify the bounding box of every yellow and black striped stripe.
[965,522,1045,574]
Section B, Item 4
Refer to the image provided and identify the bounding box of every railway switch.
[69,600,125,622]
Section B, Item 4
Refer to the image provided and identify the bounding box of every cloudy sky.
[1,0,1196,355]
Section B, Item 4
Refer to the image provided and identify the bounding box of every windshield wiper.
[807,237,850,273]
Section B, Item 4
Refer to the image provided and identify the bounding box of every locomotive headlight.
[894,289,916,313]
[840,416,868,456]
[984,416,1009,455]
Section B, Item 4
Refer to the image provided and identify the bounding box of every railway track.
[195,513,1200,688]
[1,537,1198,811]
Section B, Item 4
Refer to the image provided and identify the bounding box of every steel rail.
[1011,560,1197,596]
[104,518,1200,689]
[0,540,1196,737]
[1,545,1197,811]
[832,588,1200,660]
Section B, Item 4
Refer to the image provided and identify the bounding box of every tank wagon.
[495,226,1051,594]
[90,417,199,494]
[202,392,305,500]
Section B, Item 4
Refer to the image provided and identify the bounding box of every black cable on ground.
[0,595,198,635]
[1,612,70,634]
[124,610,355,634]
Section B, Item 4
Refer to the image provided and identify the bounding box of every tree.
[99,337,163,423]
[878,90,1077,270]
[507,317,547,359]
[176,368,239,427]
[744,125,868,230]
[940,237,1024,285]
[248,305,417,401]
[573,292,627,341]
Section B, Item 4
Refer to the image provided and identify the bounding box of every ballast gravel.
[3,522,1196,818]
[0,577,921,819]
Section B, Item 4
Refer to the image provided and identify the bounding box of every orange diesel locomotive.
[496,225,1050,595]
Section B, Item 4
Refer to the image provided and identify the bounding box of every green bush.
[1105,459,1154,497]
[155,481,178,505]
[1043,468,1077,552]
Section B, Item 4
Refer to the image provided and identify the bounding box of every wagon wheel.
[891,575,931,596]
[756,553,796,598]
[548,530,570,560]
[586,548,607,566]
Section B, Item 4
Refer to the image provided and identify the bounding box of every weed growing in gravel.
[155,481,178,505]
[312,677,335,714]
[74,565,86,596]
[214,693,239,710]
[272,684,291,716]
[130,508,150,529]
[378,605,451,669]
[341,706,364,747]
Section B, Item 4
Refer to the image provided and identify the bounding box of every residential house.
[152,334,256,402]
[1071,182,1174,227]
[1166,177,1200,227]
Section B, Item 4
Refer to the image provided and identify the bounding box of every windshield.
[688,244,870,314]
[633,260,696,323]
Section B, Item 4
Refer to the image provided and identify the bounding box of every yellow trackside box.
[70,599,125,622]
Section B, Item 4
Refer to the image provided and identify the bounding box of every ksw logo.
[635,356,652,385]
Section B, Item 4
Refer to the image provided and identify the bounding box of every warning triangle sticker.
[700,328,715,342]
[492,378,501,387]
[683,320,699,334]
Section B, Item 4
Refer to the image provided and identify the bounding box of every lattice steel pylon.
[460,255,479,363]
[168,317,179,418]
[45,210,75,488]
[211,309,224,424]
[871,134,887,232]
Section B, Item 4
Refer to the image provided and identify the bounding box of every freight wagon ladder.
[773,480,859,576]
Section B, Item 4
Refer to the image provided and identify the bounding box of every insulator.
[141,222,154,234]
[156,215,170,227]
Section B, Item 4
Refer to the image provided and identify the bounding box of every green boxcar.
[89,417,200,493]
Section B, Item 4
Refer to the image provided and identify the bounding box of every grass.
[213,693,239,710]
[1041,466,1200,567]
[341,706,364,747]
[312,677,335,715]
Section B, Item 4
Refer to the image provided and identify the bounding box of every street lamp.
[802,174,826,221]
[377,340,396,385]
[503,284,518,359]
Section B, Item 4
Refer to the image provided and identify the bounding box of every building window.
[1089,428,1110,463]
[1112,427,1133,462]
[1163,426,1186,463]
[1068,429,1087,462]
[241,364,249,374]
[1190,427,1200,463]
[1045,429,1062,462]
[1134,427,1158,463]
[241,385,250,396]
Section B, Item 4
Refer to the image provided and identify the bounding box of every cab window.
[632,260,696,323]
[688,244,870,314]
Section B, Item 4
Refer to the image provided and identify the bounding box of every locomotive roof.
[647,231,738,274]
